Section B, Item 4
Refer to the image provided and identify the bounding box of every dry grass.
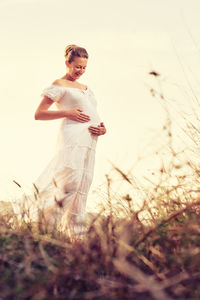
[1,148,200,300]
[1,71,200,299]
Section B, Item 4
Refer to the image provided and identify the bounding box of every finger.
[78,117,90,122]
[90,131,99,136]
[77,115,84,121]
[77,108,83,112]
[89,128,100,134]
[80,114,90,119]
[79,113,90,119]
[88,127,96,131]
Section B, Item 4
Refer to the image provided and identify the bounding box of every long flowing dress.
[12,84,102,239]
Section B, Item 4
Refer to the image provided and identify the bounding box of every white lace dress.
[12,84,102,239]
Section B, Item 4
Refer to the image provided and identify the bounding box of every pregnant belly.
[56,118,98,150]
[65,119,100,126]
[63,105,101,126]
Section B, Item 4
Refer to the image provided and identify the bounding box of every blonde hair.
[64,44,89,63]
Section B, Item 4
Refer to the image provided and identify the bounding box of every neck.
[65,73,76,82]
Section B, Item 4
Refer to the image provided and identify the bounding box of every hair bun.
[64,44,77,56]
[64,44,89,63]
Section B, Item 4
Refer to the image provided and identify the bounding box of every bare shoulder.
[52,78,72,88]
[52,79,63,86]
[52,78,87,90]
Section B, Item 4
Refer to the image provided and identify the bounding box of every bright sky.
[0,0,200,211]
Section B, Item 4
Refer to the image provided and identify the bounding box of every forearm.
[35,110,69,121]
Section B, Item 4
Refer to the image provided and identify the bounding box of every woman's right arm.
[34,96,90,122]
[34,96,67,120]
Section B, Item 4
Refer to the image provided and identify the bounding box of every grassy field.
[1,73,200,299]
[1,158,200,300]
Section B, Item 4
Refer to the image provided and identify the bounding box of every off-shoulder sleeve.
[40,84,65,102]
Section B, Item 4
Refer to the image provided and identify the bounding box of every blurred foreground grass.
[1,163,200,300]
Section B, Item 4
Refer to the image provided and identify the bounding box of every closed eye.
[76,66,86,69]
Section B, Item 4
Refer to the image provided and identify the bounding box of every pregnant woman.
[15,45,106,242]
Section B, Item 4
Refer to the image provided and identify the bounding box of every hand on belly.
[88,124,101,136]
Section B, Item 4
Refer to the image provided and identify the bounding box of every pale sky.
[0,0,200,211]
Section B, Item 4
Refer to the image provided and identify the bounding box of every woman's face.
[65,56,88,80]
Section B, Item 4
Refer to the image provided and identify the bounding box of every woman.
[15,44,106,242]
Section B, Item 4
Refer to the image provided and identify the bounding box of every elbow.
[34,112,40,120]
[35,108,44,120]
